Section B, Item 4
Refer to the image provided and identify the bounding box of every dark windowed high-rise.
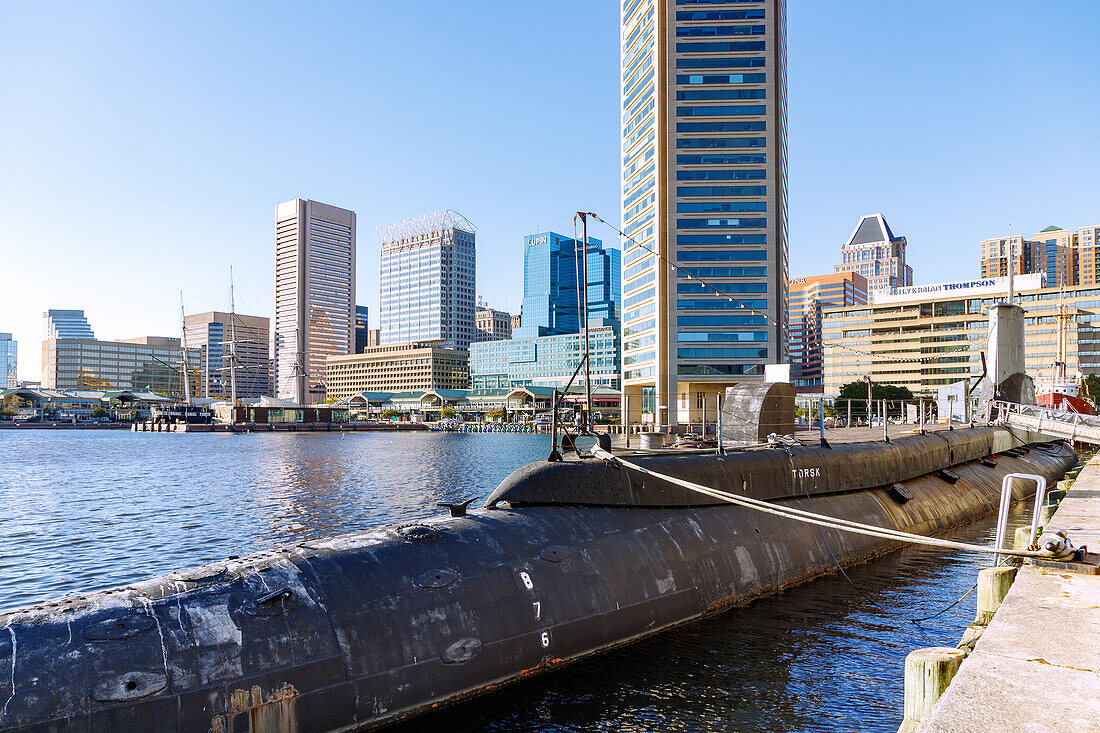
[355,306,369,353]
[517,232,621,338]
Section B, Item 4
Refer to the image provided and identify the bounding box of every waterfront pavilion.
[505,386,557,417]
[0,387,171,421]
[464,388,511,417]
[338,391,396,420]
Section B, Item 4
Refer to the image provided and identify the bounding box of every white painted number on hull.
[533,601,541,619]
[540,631,551,648]
[520,571,534,589]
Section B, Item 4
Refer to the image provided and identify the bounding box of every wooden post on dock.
[900,647,966,732]
[976,566,1017,625]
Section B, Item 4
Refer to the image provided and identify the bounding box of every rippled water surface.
[0,429,1047,732]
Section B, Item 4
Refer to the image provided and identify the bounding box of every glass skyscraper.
[0,333,16,387]
[379,210,476,351]
[355,306,369,353]
[620,0,787,428]
[518,232,622,338]
[471,231,622,390]
[274,198,356,404]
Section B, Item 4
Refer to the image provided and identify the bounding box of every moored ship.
[0,423,1076,732]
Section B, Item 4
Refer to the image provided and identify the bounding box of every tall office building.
[471,231,622,391]
[518,232,621,338]
[274,199,356,404]
[44,310,95,340]
[1077,226,1100,285]
[183,311,271,399]
[834,213,912,291]
[379,210,476,351]
[787,272,867,393]
[42,335,199,397]
[474,303,513,343]
[0,333,16,388]
[619,0,787,427]
[355,306,369,353]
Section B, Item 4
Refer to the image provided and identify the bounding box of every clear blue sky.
[2,1,1098,381]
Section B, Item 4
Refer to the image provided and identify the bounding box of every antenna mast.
[292,324,306,405]
[575,212,594,432]
[179,291,191,404]
[229,267,238,405]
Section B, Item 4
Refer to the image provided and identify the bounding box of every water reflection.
[0,431,550,609]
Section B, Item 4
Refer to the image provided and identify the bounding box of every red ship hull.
[1036,391,1096,415]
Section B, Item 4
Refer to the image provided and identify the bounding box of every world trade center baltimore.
[619,0,787,427]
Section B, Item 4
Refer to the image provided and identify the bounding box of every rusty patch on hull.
[211,683,298,733]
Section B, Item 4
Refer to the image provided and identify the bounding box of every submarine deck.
[607,422,979,452]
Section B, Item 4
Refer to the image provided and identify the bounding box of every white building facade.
[379,210,476,351]
[274,199,356,403]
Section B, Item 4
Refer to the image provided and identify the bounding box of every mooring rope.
[591,446,1061,560]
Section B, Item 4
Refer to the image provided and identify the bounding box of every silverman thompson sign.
[871,273,1046,304]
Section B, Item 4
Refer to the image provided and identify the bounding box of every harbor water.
[0,431,1040,732]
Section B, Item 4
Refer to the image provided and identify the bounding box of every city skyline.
[3,2,1099,382]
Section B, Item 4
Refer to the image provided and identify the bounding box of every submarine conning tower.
[979,295,1036,418]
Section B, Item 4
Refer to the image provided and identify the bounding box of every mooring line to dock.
[592,446,1063,560]
[908,584,977,624]
[779,441,892,613]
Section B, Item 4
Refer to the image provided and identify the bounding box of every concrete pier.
[916,453,1100,732]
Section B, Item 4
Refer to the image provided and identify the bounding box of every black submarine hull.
[0,428,1076,732]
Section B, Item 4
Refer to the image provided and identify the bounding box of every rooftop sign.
[871,273,1045,304]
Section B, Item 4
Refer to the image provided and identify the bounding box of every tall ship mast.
[228,267,238,405]
[1036,293,1095,414]
[178,291,191,405]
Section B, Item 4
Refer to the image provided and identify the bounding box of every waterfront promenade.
[916,453,1100,732]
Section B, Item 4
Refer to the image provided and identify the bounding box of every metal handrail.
[994,472,1047,565]
[994,399,1100,428]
